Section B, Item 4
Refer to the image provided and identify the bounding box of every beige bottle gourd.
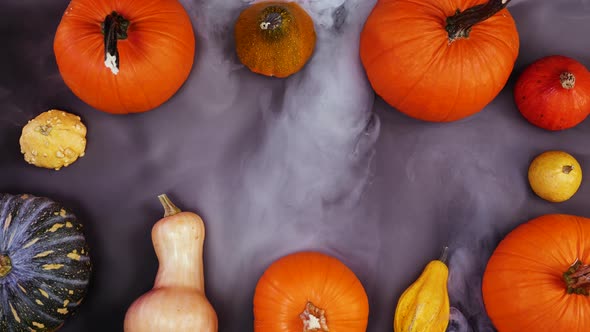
[124,194,218,331]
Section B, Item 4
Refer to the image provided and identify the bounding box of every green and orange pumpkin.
[234,1,316,78]
[0,194,92,331]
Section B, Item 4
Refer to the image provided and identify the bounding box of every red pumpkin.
[360,0,519,122]
[54,0,196,114]
[482,214,590,331]
[514,55,590,130]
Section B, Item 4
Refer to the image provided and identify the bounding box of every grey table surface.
[2,0,590,331]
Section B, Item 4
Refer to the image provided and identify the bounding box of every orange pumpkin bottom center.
[300,301,329,332]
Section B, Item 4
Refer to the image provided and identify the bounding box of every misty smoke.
[177,0,380,329]
[447,307,474,332]
[446,247,496,332]
[442,163,527,332]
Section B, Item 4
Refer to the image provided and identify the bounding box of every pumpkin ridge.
[0,201,17,246]
[122,45,156,108]
[18,235,85,250]
[519,293,568,331]
[441,43,465,121]
[574,218,590,263]
[29,271,89,287]
[492,249,564,272]
[4,284,63,324]
[129,27,194,49]
[7,200,54,251]
[398,0,448,14]
[319,268,364,314]
[127,10,190,23]
[469,24,518,58]
[525,221,578,264]
[125,38,170,78]
[257,276,297,306]
[363,28,444,69]
[395,40,449,114]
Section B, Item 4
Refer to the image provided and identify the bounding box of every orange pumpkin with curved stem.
[54,0,196,114]
[360,0,519,122]
[482,214,590,331]
[253,251,369,332]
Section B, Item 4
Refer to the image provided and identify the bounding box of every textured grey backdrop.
[1,0,590,331]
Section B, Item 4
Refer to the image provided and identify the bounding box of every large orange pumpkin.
[253,251,369,332]
[482,214,590,331]
[54,0,196,114]
[360,0,519,122]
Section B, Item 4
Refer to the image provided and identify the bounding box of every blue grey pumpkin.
[0,193,91,332]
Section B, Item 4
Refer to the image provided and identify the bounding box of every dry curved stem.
[564,259,590,295]
[439,246,449,264]
[158,194,182,217]
[446,0,511,41]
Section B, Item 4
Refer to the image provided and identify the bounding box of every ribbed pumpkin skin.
[360,0,519,122]
[0,194,91,332]
[54,0,196,114]
[253,251,369,332]
[482,214,590,331]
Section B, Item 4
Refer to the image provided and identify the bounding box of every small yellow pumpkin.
[234,1,316,78]
[393,247,450,332]
[19,109,87,170]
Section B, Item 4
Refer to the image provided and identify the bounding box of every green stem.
[563,260,590,295]
[446,0,511,42]
[158,194,182,217]
[0,255,12,278]
[101,11,130,75]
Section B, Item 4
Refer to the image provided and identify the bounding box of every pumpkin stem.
[563,259,590,295]
[158,194,182,217]
[300,301,329,332]
[260,11,283,30]
[560,72,576,89]
[445,0,511,42]
[439,246,449,264]
[101,11,129,75]
[0,254,12,278]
